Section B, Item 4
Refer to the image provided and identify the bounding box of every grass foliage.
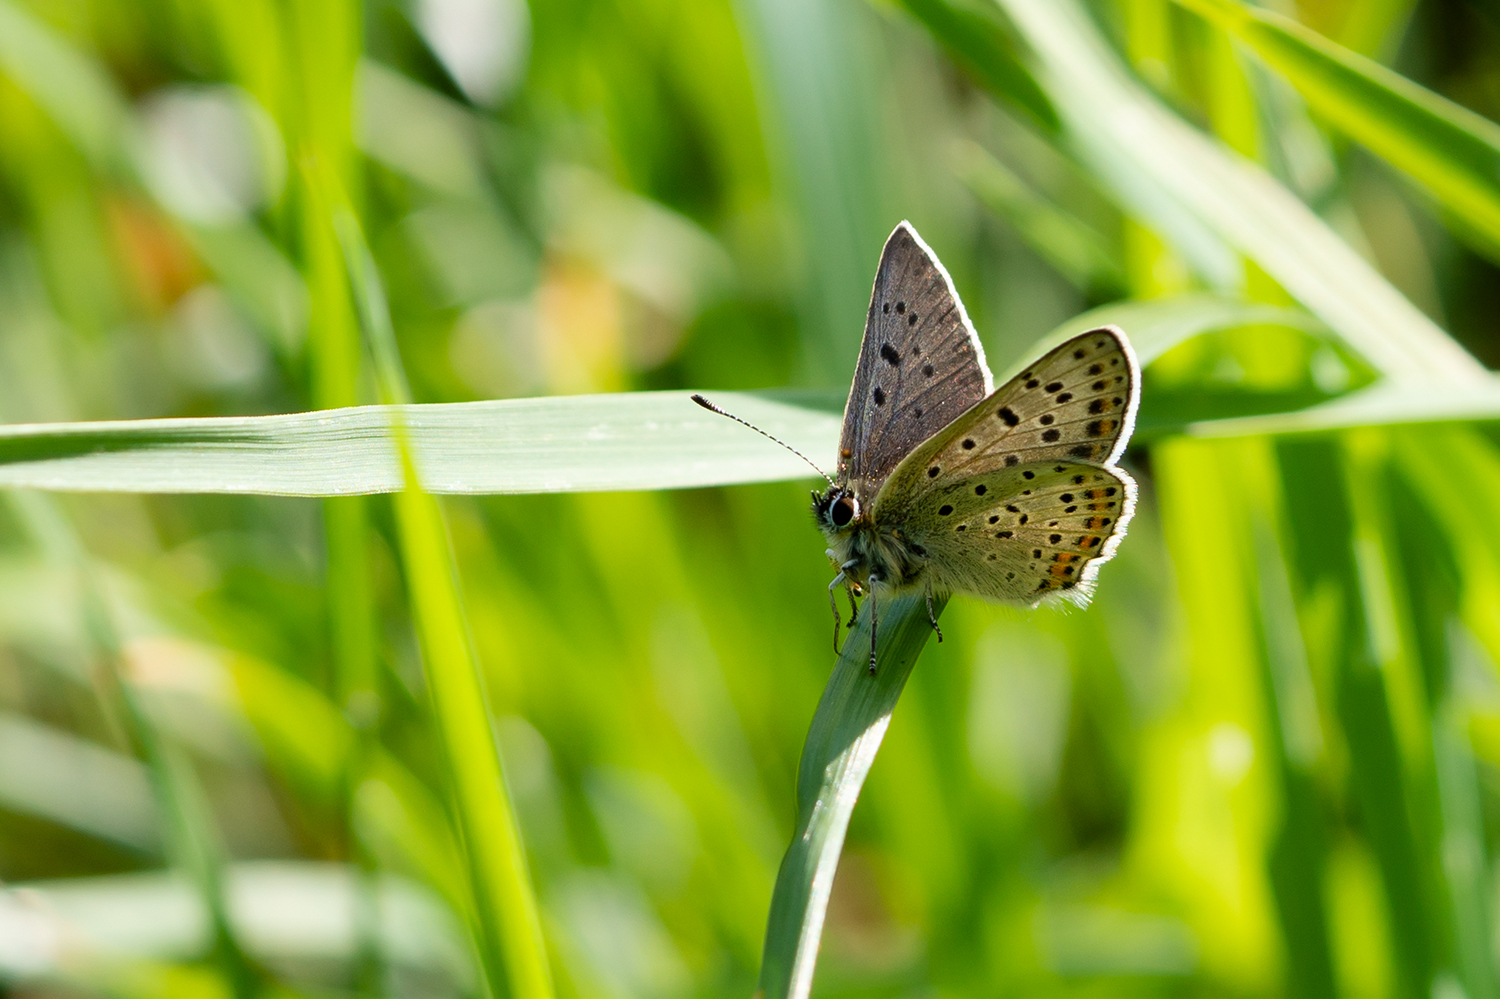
[2,0,1500,997]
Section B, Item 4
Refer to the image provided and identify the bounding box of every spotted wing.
[899,461,1137,605]
[838,221,991,501]
[876,326,1138,499]
[870,326,1140,604]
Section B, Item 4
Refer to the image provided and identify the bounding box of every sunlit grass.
[2,0,1500,997]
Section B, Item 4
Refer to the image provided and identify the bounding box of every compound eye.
[831,495,855,527]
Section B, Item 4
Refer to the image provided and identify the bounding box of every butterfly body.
[813,489,925,593]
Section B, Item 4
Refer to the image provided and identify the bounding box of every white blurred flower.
[137,85,285,224]
[417,0,530,105]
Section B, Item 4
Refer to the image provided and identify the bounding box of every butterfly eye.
[831,495,856,527]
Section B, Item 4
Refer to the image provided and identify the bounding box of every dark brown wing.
[837,222,991,501]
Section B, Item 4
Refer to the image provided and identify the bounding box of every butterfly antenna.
[691,394,834,486]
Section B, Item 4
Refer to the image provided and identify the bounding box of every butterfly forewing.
[838,222,991,500]
[876,327,1137,497]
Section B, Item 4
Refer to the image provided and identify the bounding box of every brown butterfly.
[698,222,1139,672]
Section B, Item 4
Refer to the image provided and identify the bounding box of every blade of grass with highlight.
[1037,293,1324,368]
[758,591,946,999]
[1185,379,1500,438]
[0,296,1329,498]
[332,204,553,999]
[906,0,1486,386]
[0,393,842,496]
[1171,0,1500,249]
[0,0,131,172]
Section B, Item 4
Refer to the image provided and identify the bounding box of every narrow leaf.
[0,392,841,496]
[0,0,131,171]
[1037,292,1322,369]
[1186,379,1500,437]
[758,591,945,999]
[1172,0,1500,248]
[960,0,1487,385]
[333,207,554,999]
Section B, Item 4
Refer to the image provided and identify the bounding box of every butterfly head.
[812,486,861,534]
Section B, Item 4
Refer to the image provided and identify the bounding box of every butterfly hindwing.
[896,461,1137,605]
[838,222,991,501]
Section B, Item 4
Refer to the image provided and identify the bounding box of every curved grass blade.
[1035,292,1322,369]
[1172,0,1500,248]
[0,711,158,853]
[0,294,1327,498]
[897,0,1057,130]
[0,393,841,496]
[0,0,131,172]
[1186,379,1500,437]
[924,0,1486,386]
[758,591,945,999]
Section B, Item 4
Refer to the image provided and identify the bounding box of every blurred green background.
[3,0,1500,997]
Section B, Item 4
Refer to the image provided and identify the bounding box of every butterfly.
[696,221,1139,673]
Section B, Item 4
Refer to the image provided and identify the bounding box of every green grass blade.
[0,711,158,853]
[0,0,131,172]
[1036,293,1322,369]
[3,861,469,983]
[388,486,552,999]
[758,591,945,999]
[1172,0,1500,248]
[332,206,553,999]
[4,492,258,999]
[897,0,1057,129]
[0,393,841,495]
[949,0,1486,385]
[953,138,1124,295]
[1186,378,1500,437]
[733,0,887,382]
[1386,442,1500,999]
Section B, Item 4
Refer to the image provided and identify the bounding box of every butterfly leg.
[926,589,943,643]
[837,558,861,629]
[826,571,846,654]
[866,574,880,676]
